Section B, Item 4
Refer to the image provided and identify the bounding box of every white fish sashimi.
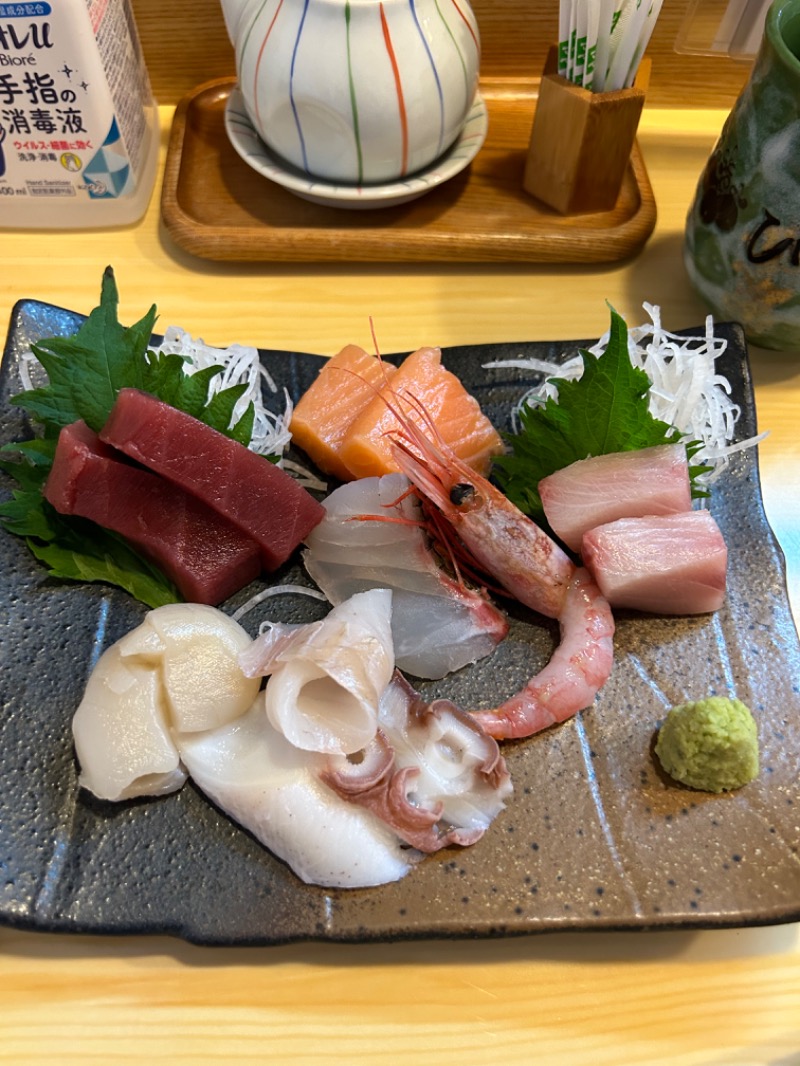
[582,511,728,614]
[241,588,395,755]
[177,694,418,888]
[539,443,692,553]
[72,646,187,802]
[303,473,508,679]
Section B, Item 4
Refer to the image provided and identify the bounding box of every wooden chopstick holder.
[523,46,651,215]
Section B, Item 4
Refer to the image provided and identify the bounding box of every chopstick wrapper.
[523,46,650,214]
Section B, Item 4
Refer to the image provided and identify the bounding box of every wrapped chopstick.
[558,0,662,91]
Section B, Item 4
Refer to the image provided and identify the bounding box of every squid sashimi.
[289,344,398,482]
[539,443,693,553]
[581,511,727,614]
[302,473,509,679]
[72,592,512,886]
[176,694,420,889]
[177,675,512,885]
[338,347,503,480]
[239,588,394,755]
[72,604,260,801]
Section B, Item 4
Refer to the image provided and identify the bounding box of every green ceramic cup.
[685,0,800,350]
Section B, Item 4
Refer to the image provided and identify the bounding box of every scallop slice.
[72,645,187,802]
[73,604,261,802]
[118,603,260,733]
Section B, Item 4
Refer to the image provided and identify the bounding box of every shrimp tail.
[471,569,615,740]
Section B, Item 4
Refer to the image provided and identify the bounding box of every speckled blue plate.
[2,299,799,946]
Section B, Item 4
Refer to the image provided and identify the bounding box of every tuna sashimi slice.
[100,389,325,571]
[289,344,398,482]
[581,511,727,615]
[539,443,693,553]
[338,346,503,481]
[44,420,261,605]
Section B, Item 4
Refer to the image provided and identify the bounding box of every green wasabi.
[655,697,759,793]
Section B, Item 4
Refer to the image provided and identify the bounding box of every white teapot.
[220,0,481,185]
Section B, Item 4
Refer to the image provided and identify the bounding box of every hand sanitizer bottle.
[0,0,159,228]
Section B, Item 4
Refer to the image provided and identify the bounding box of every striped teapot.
[220,0,481,185]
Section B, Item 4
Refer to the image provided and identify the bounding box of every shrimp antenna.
[368,316,381,358]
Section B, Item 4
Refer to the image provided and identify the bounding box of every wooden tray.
[160,77,657,264]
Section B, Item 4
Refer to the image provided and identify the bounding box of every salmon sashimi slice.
[539,443,693,553]
[338,347,503,481]
[289,344,398,482]
[581,511,727,614]
[44,420,261,605]
[100,389,325,571]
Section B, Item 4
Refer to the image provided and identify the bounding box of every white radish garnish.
[150,327,290,459]
[240,588,394,755]
[485,304,767,485]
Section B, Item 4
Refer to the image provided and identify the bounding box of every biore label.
[0,0,158,227]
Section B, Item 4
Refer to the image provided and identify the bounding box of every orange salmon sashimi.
[338,346,503,481]
[289,344,397,482]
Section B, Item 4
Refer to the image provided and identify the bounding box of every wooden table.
[2,106,799,1066]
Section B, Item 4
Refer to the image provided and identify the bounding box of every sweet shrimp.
[471,567,614,740]
[388,399,615,740]
[388,405,575,620]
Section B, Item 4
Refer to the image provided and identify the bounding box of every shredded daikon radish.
[152,327,293,459]
[232,583,328,624]
[485,305,767,486]
[280,457,328,493]
[151,330,332,488]
[18,349,40,393]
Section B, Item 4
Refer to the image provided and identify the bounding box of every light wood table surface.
[2,105,800,1066]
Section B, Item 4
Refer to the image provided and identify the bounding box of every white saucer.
[224,86,487,210]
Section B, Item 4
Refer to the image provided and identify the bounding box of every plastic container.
[0,0,159,229]
[675,0,772,57]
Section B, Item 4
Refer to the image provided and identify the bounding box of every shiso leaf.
[493,307,710,523]
[12,266,153,433]
[28,526,180,609]
[0,460,178,608]
[0,267,258,606]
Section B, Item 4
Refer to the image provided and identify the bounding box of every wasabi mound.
[655,697,759,793]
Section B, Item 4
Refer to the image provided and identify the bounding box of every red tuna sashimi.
[539,443,692,553]
[100,389,325,571]
[44,420,261,605]
[581,511,727,615]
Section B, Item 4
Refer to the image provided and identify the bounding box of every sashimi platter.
[1,269,799,945]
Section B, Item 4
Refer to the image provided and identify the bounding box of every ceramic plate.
[224,86,488,209]
[2,300,800,947]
